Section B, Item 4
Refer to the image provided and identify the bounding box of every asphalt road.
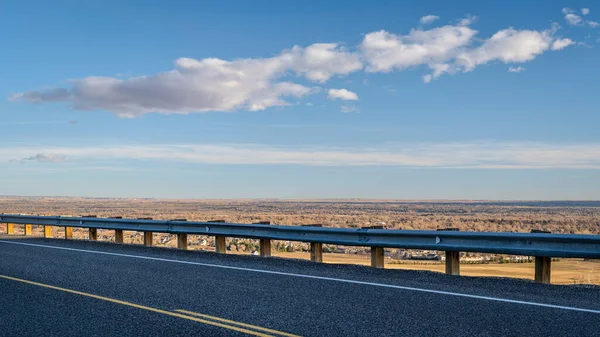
[0,235,599,337]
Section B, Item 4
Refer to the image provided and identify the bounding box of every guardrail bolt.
[371,247,385,268]
[310,243,323,263]
[177,233,188,250]
[534,256,551,284]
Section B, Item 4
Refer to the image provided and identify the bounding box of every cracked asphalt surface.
[0,235,598,336]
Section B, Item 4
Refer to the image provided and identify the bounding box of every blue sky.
[1,0,600,199]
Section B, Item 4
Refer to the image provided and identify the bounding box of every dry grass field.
[1,197,599,285]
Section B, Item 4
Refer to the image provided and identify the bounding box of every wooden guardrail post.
[64,227,73,239]
[535,256,551,284]
[259,239,271,257]
[215,236,226,254]
[363,226,385,268]
[254,221,272,257]
[445,251,460,276]
[438,228,461,275]
[303,225,324,263]
[371,247,384,268]
[115,230,124,244]
[6,223,14,235]
[43,225,52,238]
[24,224,32,236]
[144,232,153,247]
[88,228,98,241]
[310,243,323,263]
[177,233,188,250]
[531,230,552,284]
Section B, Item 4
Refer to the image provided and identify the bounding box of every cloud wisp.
[10,12,581,117]
[17,153,70,164]
[4,142,600,169]
[328,89,359,101]
[419,15,440,25]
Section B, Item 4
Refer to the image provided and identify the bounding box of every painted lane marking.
[175,310,300,337]
[0,273,294,337]
[0,239,599,315]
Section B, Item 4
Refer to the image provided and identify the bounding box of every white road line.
[1,239,599,315]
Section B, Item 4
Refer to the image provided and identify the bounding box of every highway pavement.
[0,234,599,336]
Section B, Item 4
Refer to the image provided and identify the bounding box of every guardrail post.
[177,233,188,250]
[445,251,460,276]
[371,247,384,268]
[215,236,226,254]
[302,225,324,263]
[310,243,323,263]
[43,225,52,238]
[6,223,14,235]
[89,228,98,241]
[24,224,32,236]
[115,230,124,244]
[259,239,271,257]
[64,227,73,239]
[535,256,551,284]
[437,228,461,275]
[144,232,153,247]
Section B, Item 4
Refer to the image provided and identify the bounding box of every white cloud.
[456,29,553,71]
[360,25,477,73]
[581,8,590,16]
[458,15,478,26]
[508,66,525,73]
[4,142,600,169]
[328,88,359,101]
[587,21,599,28]
[562,8,583,25]
[419,15,440,25]
[340,105,360,113]
[18,153,69,163]
[361,20,570,83]
[11,43,362,118]
[565,13,583,25]
[10,13,579,115]
[551,38,575,50]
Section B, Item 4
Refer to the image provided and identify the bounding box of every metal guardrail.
[1,213,599,284]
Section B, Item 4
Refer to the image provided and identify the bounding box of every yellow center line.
[175,309,301,337]
[0,274,293,337]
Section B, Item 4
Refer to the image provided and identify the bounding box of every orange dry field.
[1,197,599,286]
[268,252,600,286]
